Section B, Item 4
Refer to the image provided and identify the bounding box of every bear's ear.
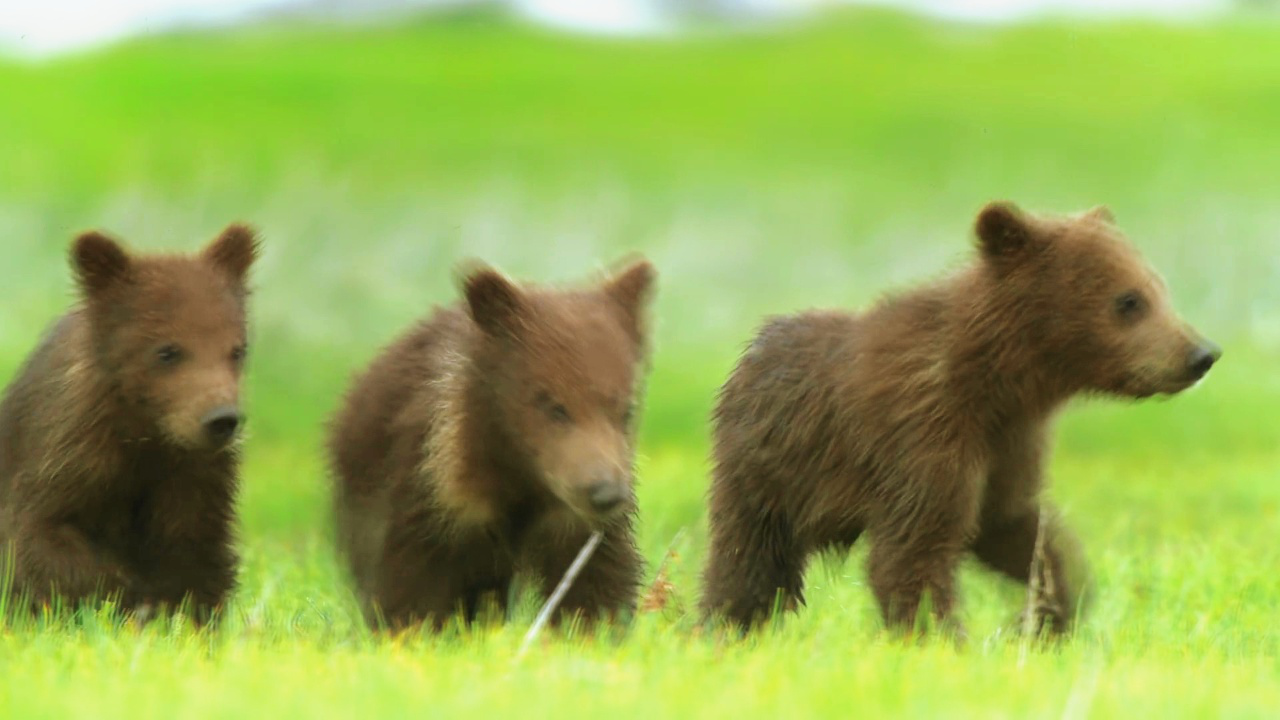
[203,223,260,283]
[1085,205,1115,224]
[975,201,1036,261]
[72,231,132,296]
[602,257,656,340]
[463,264,524,336]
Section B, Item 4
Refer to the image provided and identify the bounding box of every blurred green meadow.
[1,7,1279,718]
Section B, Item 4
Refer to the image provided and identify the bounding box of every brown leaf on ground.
[640,529,686,614]
[640,559,676,613]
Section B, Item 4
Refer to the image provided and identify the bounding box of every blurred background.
[1,1,1272,56]
[0,0,1277,630]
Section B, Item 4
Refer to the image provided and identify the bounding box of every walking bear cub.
[702,202,1220,633]
[330,259,656,630]
[0,225,259,622]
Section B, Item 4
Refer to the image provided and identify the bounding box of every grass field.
[1,7,1278,717]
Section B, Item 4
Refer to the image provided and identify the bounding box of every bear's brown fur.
[702,202,1220,633]
[0,225,259,622]
[329,259,656,630]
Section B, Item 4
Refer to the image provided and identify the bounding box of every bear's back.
[713,310,863,474]
[329,305,473,502]
[712,284,965,509]
[716,285,952,440]
[0,311,97,492]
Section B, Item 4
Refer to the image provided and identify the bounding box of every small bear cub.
[0,225,259,622]
[330,259,656,630]
[702,202,1219,634]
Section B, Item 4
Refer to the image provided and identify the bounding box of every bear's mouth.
[1166,381,1200,396]
[1112,371,1199,399]
[564,494,633,527]
[1146,380,1199,398]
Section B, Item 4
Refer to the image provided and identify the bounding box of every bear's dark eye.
[621,404,636,428]
[535,391,572,424]
[1115,291,1146,320]
[156,344,185,367]
[547,403,571,423]
[231,345,248,364]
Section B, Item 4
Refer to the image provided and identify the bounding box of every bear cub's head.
[72,224,260,450]
[975,201,1219,398]
[463,259,656,525]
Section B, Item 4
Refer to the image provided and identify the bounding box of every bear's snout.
[1185,341,1222,381]
[586,461,629,512]
[586,479,627,512]
[202,406,244,446]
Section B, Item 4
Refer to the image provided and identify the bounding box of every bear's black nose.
[1186,341,1221,380]
[203,407,244,444]
[587,481,626,514]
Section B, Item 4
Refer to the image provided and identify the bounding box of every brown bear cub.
[329,259,656,630]
[0,225,259,623]
[702,202,1220,634]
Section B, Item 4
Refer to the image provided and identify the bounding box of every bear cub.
[702,202,1220,633]
[0,225,259,622]
[330,259,656,630]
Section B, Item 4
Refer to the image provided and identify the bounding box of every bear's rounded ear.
[604,257,656,313]
[461,263,523,336]
[1085,205,1115,224]
[602,256,656,343]
[204,223,260,283]
[975,201,1035,261]
[72,231,131,296]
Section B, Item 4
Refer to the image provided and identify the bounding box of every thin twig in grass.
[1022,503,1062,639]
[1022,508,1047,637]
[517,530,603,659]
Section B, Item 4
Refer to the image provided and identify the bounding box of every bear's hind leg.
[701,507,807,630]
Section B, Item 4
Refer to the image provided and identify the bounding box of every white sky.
[0,0,1230,56]
[859,0,1224,21]
[0,0,270,54]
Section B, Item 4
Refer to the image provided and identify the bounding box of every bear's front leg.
[971,502,1091,634]
[133,535,238,626]
[533,524,642,629]
[369,532,472,631]
[867,520,969,635]
[10,519,140,610]
[132,472,239,625]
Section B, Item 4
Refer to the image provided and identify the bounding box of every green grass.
[1,7,1279,717]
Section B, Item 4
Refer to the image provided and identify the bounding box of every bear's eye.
[231,345,248,364]
[547,403,571,423]
[621,403,636,428]
[535,392,572,424]
[1115,291,1146,320]
[155,344,185,367]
